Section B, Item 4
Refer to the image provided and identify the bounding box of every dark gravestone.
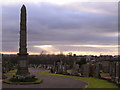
[94,64,100,78]
[90,64,96,77]
[81,64,90,77]
[101,61,110,73]
[111,62,116,82]
[62,63,67,74]
[115,62,120,84]
[109,62,113,76]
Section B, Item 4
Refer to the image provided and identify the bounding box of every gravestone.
[57,62,62,73]
[90,64,96,77]
[62,63,67,74]
[81,64,90,77]
[111,62,116,82]
[94,64,100,78]
[115,62,120,84]
[109,62,113,76]
[101,61,110,73]
[71,62,80,75]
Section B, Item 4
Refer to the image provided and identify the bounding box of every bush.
[76,58,87,67]
[4,76,42,85]
[11,75,37,82]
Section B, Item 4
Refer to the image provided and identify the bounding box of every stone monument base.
[16,67,30,76]
[16,53,30,76]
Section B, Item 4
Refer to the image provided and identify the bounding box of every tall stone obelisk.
[16,5,30,76]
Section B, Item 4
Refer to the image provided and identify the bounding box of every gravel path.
[2,68,87,89]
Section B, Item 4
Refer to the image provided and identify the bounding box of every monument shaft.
[17,5,30,76]
[19,5,27,55]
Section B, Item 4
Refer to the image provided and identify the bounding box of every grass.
[100,72,110,77]
[39,70,118,88]
[3,77,42,85]
[4,69,17,75]
[35,68,46,70]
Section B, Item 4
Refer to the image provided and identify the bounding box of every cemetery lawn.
[100,72,110,77]
[4,69,17,75]
[35,68,46,70]
[40,71,118,88]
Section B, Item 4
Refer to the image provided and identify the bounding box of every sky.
[1,0,119,55]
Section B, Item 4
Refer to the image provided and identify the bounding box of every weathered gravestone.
[94,64,100,78]
[62,63,67,74]
[110,61,120,85]
[90,64,96,77]
[109,62,113,76]
[81,64,90,77]
[81,63,100,78]
[57,61,63,74]
[111,62,116,82]
[101,61,110,73]
[70,62,80,75]
[115,62,120,84]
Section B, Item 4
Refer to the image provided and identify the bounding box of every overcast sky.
[1,0,119,55]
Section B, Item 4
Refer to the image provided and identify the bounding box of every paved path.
[2,68,87,88]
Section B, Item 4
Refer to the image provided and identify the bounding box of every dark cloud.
[2,2,118,53]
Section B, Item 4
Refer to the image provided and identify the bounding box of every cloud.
[34,45,58,52]
[32,44,118,55]
[64,2,118,15]
[2,2,118,55]
[1,0,119,6]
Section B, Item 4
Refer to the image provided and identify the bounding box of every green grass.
[4,69,17,75]
[74,77,117,88]
[35,68,46,70]
[3,77,42,85]
[39,70,118,88]
[100,72,110,77]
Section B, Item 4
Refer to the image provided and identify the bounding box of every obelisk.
[16,5,30,76]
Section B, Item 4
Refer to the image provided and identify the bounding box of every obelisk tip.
[21,4,26,9]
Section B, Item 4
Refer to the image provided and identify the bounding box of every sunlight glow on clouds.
[70,45,118,48]
[103,32,118,37]
[32,44,118,55]
[35,45,53,48]
[2,51,118,56]
[34,45,58,52]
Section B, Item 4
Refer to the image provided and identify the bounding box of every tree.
[76,58,87,67]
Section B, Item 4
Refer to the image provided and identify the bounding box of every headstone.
[94,64,100,78]
[115,62,120,84]
[81,64,90,77]
[62,63,67,74]
[111,62,116,82]
[71,62,80,75]
[109,62,113,76]
[57,62,61,73]
[101,61,110,73]
[90,64,96,77]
